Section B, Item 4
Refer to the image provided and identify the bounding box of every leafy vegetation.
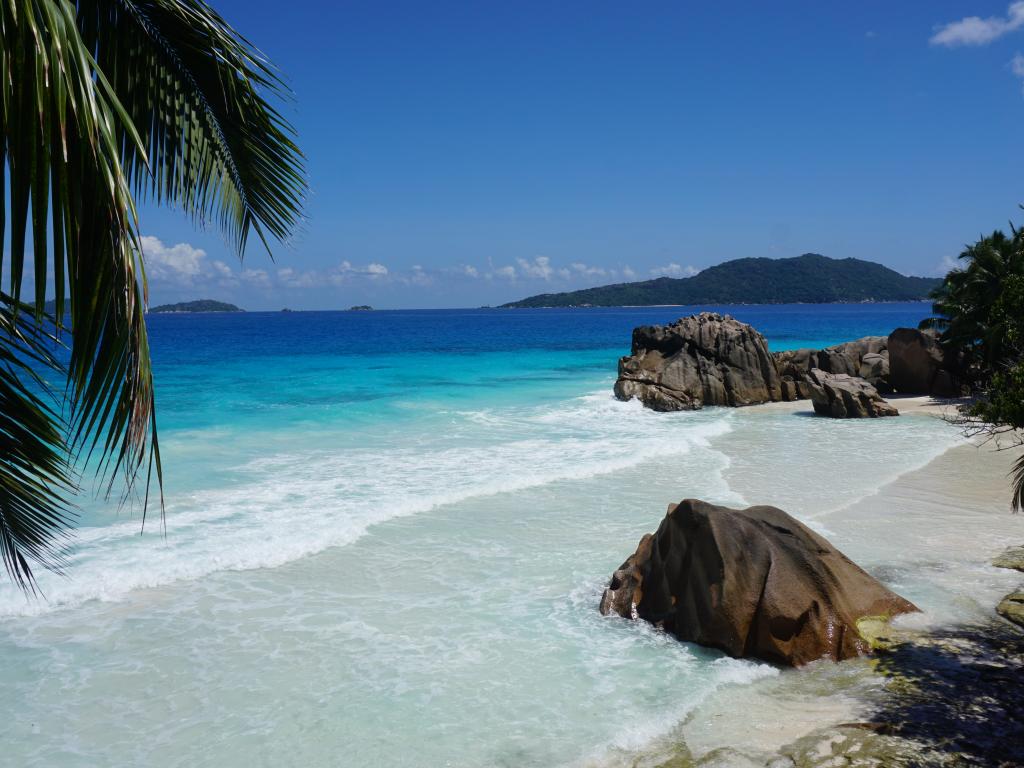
[0,0,305,588]
[502,254,941,307]
[925,230,1024,510]
[150,300,243,313]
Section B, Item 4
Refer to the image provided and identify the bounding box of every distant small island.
[502,254,942,308]
[348,305,373,311]
[150,300,243,314]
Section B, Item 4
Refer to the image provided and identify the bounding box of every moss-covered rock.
[992,545,1024,572]
[996,591,1024,629]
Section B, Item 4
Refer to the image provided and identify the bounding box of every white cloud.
[240,268,271,288]
[404,264,433,287]
[327,260,392,285]
[494,265,517,280]
[516,256,554,280]
[622,266,636,279]
[569,261,608,277]
[930,2,1024,46]
[462,265,479,278]
[140,236,207,284]
[1013,51,1024,77]
[211,260,234,279]
[277,267,318,288]
[936,254,962,275]
[649,263,699,278]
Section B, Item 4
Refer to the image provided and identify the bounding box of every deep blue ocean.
[5,301,982,768]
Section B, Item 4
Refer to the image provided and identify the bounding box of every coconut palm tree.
[0,0,305,589]
[925,230,1024,512]
[924,230,1024,374]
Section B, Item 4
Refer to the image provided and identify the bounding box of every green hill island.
[501,253,941,308]
[149,300,243,313]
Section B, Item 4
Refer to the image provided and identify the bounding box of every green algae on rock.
[993,546,1024,573]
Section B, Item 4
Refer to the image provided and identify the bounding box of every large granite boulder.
[613,313,782,411]
[600,499,917,666]
[773,336,890,400]
[887,328,959,396]
[806,369,899,418]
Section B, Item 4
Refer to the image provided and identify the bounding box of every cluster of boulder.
[600,499,918,666]
[614,312,962,418]
[603,313,969,668]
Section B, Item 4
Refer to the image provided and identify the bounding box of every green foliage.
[924,231,1024,373]
[927,230,1024,511]
[502,254,941,308]
[0,0,306,588]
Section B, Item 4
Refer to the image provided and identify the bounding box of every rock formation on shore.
[774,336,890,400]
[613,313,782,411]
[806,369,899,418]
[615,314,962,414]
[993,546,1024,572]
[887,327,960,397]
[600,499,917,666]
[997,592,1024,629]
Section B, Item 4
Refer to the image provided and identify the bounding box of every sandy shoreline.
[629,398,1024,767]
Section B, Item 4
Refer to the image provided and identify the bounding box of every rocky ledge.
[600,499,917,666]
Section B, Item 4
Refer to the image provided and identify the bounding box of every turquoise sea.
[0,303,992,766]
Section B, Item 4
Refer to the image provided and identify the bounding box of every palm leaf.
[0,0,306,587]
[77,0,307,255]
[0,295,77,590]
[1012,452,1024,513]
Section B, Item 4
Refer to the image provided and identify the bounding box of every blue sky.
[138,1,1024,309]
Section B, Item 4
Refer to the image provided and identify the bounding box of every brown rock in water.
[806,369,899,418]
[613,313,782,411]
[887,327,959,396]
[600,499,917,666]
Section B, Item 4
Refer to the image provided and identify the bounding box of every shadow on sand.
[867,620,1024,766]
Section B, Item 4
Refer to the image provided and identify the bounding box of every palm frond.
[77,0,307,255]
[1012,452,1024,513]
[2,0,305,587]
[0,295,77,590]
[2,0,155,585]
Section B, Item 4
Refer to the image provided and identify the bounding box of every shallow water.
[3,303,1015,767]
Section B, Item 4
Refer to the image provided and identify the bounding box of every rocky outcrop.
[993,546,1024,572]
[774,336,890,401]
[997,592,1024,629]
[806,369,899,418]
[613,313,782,411]
[887,328,959,397]
[600,499,917,666]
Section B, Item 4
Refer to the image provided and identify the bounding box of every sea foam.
[0,390,733,617]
